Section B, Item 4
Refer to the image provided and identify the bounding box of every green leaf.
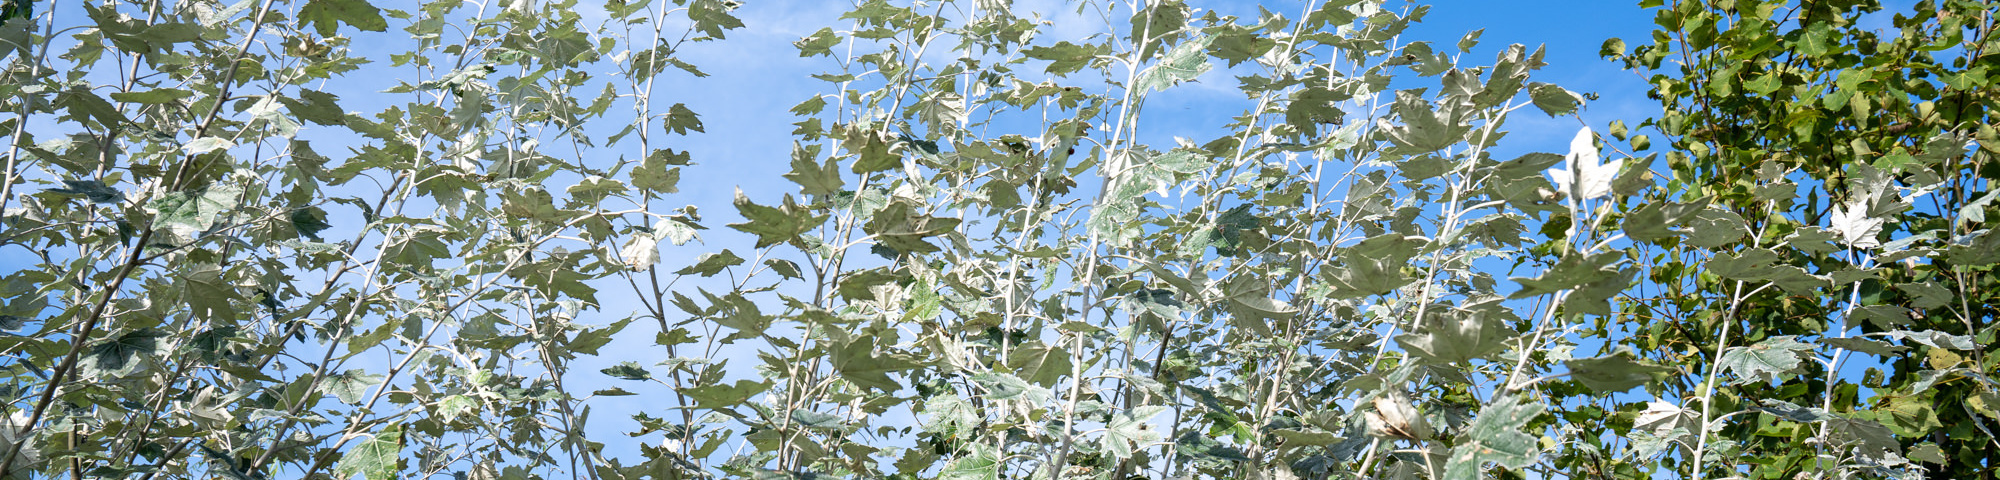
[1383,90,1470,152]
[836,268,898,301]
[632,149,687,193]
[334,424,402,480]
[1509,251,1619,300]
[831,334,918,392]
[1718,336,1812,384]
[1397,303,1509,365]
[326,369,382,405]
[291,207,332,240]
[727,190,815,248]
[152,184,243,237]
[782,142,842,196]
[794,27,840,57]
[1621,197,1708,242]
[687,0,743,38]
[789,409,845,429]
[1443,395,1545,480]
[183,136,234,154]
[284,89,348,126]
[938,443,999,480]
[1565,353,1673,393]
[298,0,387,37]
[970,372,1049,402]
[601,362,652,381]
[1527,82,1583,116]
[664,103,704,134]
[680,379,771,409]
[1004,341,1073,387]
[1021,41,1107,75]
[1101,405,1169,460]
[109,88,193,104]
[87,328,167,376]
[1135,34,1213,92]
[675,249,743,277]
[47,179,122,204]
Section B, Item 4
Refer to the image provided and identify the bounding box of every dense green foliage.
[0,0,1991,479]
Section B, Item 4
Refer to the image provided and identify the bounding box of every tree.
[1592,0,1998,477]
[1,0,1990,479]
[0,0,742,478]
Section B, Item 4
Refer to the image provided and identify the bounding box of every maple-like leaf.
[619,233,659,271]
[1546,127,1622,201]
[1828,201,1883,248]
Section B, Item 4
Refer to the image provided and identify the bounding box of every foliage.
[0,0,740,478]
[0,0,1991,479]
[1590,0,2000,477]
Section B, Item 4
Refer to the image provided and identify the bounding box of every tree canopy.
[0,0,1993,479]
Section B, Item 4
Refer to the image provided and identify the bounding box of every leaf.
[727,190,815,248]
[1022,41,1107,75]
[1829,200,1884,248]
[631,149,686,193]
[334,424,402,480]
[664,103,704,134]
[1886,330,1975,350]
[1177,430,1252,463]
[326,369,382,405]
[620,234,660,271]
[109,88,193,104]
[291,207,332,240]
[87,328,167,376]
[1443,394,1545,480]
[1825,415,1899,456]
[680,379,771,409]
[183,136,234,155]
[794,27,840,57]
[1364,391,1433,440]
[1383,90,1470,151]
[782,142,842,196]
[46,179,122,204]
[652,218,700,248]
[1621,198,1708,242]
[1005,341,1073,387]
[831,334,918,392]
[938,443,999,480]
[686,0,743,38]
[674,249,743,277]
[1135,34,1213,92]
[969,372,1050,402]
[1101,406,1169,460]
[152,184,243,238]
[298,0,387,37]
[1683,208,1750,248]
[789,409,845,429]
[1821,336,1908,356]
[1757,399,1833,422]
[1718,336,1812,384]
[1509,251,1619,299]
[1565,353,1673,393]
[600,362,652,381]
[1527,82,1584,116]
[1544,127,1622,201]
[1397,304,1508,365]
